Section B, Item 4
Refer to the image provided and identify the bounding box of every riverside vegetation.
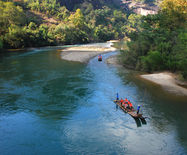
[0,0,186,79]
[120,0,187,79]
[0,0,138,48]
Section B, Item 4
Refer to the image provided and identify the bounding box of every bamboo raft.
[98,57,102,61]
[114,100,144,119]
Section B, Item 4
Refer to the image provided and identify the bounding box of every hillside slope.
[0,0,130,48]
[59,0,121,10]
[120,0,161,15]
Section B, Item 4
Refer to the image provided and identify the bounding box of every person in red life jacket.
[98,54,102,61]
[120,98,124,106]
[121,101,125,107]
[128,101,133,110]
[121,98,128,109]
[122,100,126,108]
[124,103,128,108]
[124,98,128,104]
[126,100,132,110]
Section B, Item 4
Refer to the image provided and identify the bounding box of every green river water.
[0,43,187,155]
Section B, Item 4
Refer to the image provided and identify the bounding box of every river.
[0,44,187,155]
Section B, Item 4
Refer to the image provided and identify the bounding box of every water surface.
[0,44,187,155]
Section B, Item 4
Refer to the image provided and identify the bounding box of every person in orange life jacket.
[121,98,127,108]
[125,99,130,109]
[124,103,128,108]
[123,98,128,104]
[129,101,133,109]
[120,98,124,106]
[122,101,126,107]
[98,54,102,59]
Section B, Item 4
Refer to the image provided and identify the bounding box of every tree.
[120,0,187,79]
[69,9,85,28]
[0,37,3,48]
[4,24,25,48]
[160,0,187,15]
[0,1,26,35]
[57,6,70,20]
[159,0,187,29]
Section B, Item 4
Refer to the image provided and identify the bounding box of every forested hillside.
[0,0,161,49]
[0,0,133,49]
[59,0,121,10]
[121,0,187,79]
[121,0,160,15]
[0,0,186,79]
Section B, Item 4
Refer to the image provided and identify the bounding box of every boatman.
[137,105,140,114]
[116,93,119,100]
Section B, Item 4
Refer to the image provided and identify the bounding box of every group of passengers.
[98,54,102,60]
[120,98,133,110]
[116,93,141,114]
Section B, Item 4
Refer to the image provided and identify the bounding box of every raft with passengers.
[114,93,145,120]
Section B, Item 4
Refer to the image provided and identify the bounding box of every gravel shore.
[61,44,116,63]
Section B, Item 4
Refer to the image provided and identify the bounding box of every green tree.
[120,0,187,79]
[69,9,85,28]
[0,1,26,35]
[0,37,3,48]
[57,6,70,20]
[4,24,25,48]
[141,51,163,72]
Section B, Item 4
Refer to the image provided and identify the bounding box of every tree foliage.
[121,0,187,78]
[0,0,130,48]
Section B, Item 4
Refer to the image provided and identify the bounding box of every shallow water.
[0,44,187,155]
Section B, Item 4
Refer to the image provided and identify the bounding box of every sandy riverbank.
[61,43,187,96]
[140,72,187,96]
[61,44,117,63]
[106,56,187,96]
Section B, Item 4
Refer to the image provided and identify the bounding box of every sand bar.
[140,72,187,96]
[61,44,116,63]
[105,56,187,96]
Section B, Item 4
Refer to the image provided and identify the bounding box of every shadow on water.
[134,118,142,127]
[0,48,94,121]
[140,117,147,125]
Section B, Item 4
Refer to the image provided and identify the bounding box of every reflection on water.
[0,45,187,154]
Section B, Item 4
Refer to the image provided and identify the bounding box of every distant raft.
[98,55,102,61]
